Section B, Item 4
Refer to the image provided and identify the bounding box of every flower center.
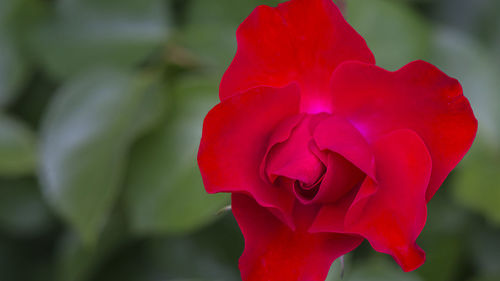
[262,114,329,200]
[293,172,325,200]
[262,113,367,204]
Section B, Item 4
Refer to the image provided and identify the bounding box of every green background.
[0,0,499,280]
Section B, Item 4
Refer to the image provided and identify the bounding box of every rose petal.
[309,186,360,233]
[220,0,375,113]
[259,114,304,182]
[265,115,326,185]
[314,129,431,272]
[329,60,478,201]
[232,194,363,281]
[198,84,300,224]
[313,152,365,204]
[313,115,376,180]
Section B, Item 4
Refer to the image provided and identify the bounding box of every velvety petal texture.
[346,129,431,271]
[313,153,364,204]
[232,194,363,281]
[265,115,326,185]
[198,84,300,223]
[198,0,478,280]
[329,60,478,201]
[312,129,432,271]
[313,115,376,179]
[220,0,375,113]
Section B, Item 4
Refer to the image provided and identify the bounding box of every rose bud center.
[262,114,365,204]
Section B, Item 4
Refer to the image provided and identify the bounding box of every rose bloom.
[197,0,478,280]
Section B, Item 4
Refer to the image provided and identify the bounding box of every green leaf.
[417,228,465,281]
[0,178,53,236]
[89,217,241,281]
[325,255,350,281]
[39,68,165,244]
[125,75,229,235]
[0,0,22,28]
[416,195,471,281]
[433,0,497,40]
[54,211,130,281]
[453,142,500,225]
[348,257,423,281]
[0,0,47,108]
[167,279,207,281]
[0,113,36,176]
[346,0,430,70]
[31,0,170,79]
[468,276,500,281]
[145,236,239,280]
[469,227,500,277]
[0,36,28,107]
[178,0,281,74]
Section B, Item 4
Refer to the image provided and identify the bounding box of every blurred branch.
[340,255,345,279]
[216,205,232,216]
[164,43,202,69]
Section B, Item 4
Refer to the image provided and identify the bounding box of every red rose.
[197,0,478,280]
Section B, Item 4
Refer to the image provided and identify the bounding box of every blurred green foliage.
[0,0,498,280]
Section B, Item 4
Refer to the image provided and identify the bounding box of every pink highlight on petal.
[300,96,334,114]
